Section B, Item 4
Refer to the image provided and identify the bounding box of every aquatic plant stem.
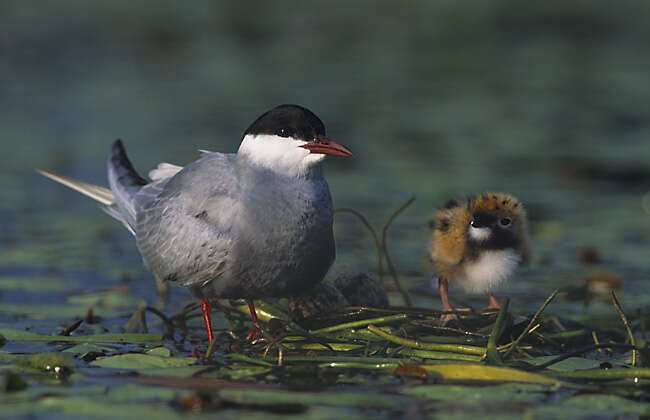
[335,207,384,282]
[611,290,637,367]
[367,324,485,355]
[145,306,175,339]
[549,367,650,381]
[503,290,558,359]
[486,297,509,365]
[381,196,415,306]
[386,347,482,361]
[317,362,399,369]
[309,314,408,334]
[204,338,217,361]
[281,355,413,364]
[58,319,83,336]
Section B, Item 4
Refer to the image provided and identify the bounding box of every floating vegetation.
[3,284,650,417]
[2,195,650,418]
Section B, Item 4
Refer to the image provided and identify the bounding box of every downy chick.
[428,192,530,325]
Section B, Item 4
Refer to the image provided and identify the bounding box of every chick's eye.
[276,127,293,138]
[499,217,512,227]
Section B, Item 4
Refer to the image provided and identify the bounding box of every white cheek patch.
[468,226,491,241]
[459,249,521,293]
[238,134,323,175]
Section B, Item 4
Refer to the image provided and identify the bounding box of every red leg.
[201,298,214,344]
[487,293,501,309]
[246,299,262,341]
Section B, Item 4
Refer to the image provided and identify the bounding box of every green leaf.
[419,364,563,385]
[218,363,273,381]
[89,354,195,370]
[0,329,162,344]
[62,343,114,354]
[528,356,603,371]
[146,347,171,357]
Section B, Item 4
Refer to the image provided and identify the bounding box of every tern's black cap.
[243,104,326,142]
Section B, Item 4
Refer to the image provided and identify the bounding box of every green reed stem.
[549,367,650,381]
[281,355,414,364]
[486,297,510,365]
[611,290,638,367]
[367,324,485,356]
[335,207,384,282]
[386,347,482,362]
[503,290,558,359]
[381,196,415,306]
[309,314,408,334]
[317,362,399,369]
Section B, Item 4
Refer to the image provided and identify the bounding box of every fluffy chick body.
[429,192,530,318]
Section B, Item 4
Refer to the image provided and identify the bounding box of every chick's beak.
[471,214,491,228]
[470,220,485,228]
[300,135,353,157]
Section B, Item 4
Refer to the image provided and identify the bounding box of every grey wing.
[134,153,239,288]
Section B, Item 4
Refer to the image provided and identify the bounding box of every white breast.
[458,249,521,293]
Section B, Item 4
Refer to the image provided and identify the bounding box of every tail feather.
[36,169,115,205]
[107,139,148,230]
[37,139,148,236]
[36,168,136,234]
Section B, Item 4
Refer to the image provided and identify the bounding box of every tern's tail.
[37,139,148,235]
[107,139,147,230]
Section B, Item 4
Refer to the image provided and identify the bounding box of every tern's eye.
[276,127,293,138]
[499,217,512,227]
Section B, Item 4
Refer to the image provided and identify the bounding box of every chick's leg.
[439,277,461,326]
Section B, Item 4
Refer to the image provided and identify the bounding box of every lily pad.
[0,329,162,344]
[528,356,603,371]
[418,364,562,385]
[146,347,171,357]
[62,343,115,354]
[89,353,195,370]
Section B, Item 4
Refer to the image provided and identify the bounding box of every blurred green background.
[2,0,649,310]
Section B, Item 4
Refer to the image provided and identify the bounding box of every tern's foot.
[190,347,212,359]
[243,323,286,365]
[246,325,264,342]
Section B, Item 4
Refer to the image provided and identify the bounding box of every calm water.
[1,0,649,360]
